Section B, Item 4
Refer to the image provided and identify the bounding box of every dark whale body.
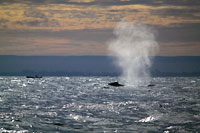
[108,82,155,87]
[147,84,155,87]
[108,82,124,87]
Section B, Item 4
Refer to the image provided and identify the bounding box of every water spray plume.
[108,21,159,86]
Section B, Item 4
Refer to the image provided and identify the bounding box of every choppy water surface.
[0,76,200,133]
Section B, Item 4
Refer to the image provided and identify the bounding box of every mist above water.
[108,21,159,86]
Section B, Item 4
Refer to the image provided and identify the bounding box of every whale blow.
[107,21,159,86]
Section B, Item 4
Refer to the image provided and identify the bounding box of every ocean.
[0,76,200,133]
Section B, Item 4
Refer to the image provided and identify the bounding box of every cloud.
[156,23,200,42]
[0,18,8,28]
[0,0,200,56]
[14,18,59,27]
[1,27,200,56]
[0,29,110,56]
[1,0,200,7]
[24,10,46,18]
[0,38,107,56]
[159,42,200,56]
[151,7,200,21]
[15,20,41,26]
[1,2,199,31]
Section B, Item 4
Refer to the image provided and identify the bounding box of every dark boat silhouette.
[108,82,124,87]
[26,75,42,78]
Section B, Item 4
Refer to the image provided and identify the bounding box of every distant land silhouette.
[0,56,200,77]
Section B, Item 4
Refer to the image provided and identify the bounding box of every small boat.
[26,75,42,78]
[108,82,124,87]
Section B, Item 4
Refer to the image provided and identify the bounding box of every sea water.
[0,76,200,132]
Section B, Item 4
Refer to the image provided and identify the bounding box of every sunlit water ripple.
[0,76,200,132]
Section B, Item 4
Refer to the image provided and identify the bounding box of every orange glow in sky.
[0,0,200,56]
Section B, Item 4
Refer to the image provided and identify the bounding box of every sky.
[0,0,200,56]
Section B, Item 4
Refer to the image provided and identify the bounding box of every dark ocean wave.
[0,76,200,132]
